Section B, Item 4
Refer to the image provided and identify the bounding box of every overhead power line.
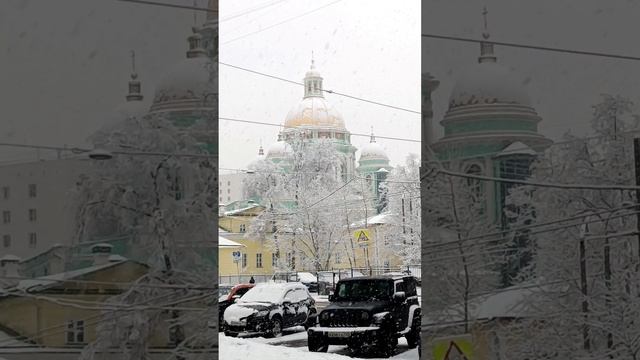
[435,168,640,191]
[422,33,640,62]
[117,0,217,13]
[220,63,421,114]
[222,0,344,44]
[220,117,420,143]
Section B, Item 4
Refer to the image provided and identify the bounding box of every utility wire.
[219,63,421,114]
[222,0,343,44]
[221,0,287,22]
[220,117,420,142]
[435,167,640,191]
[422,33,640,62]
[117,0,217,13]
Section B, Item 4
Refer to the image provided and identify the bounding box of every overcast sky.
[4,1,639,167]
[219,0,421,172]
[424,0,640,141]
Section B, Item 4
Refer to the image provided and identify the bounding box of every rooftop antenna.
[311,50,315,69]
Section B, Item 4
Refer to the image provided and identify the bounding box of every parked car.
[270,271,319,293]
[223,282,317,338]
[218,283,255,328]
[307,274,421,357]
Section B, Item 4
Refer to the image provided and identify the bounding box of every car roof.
[337,275,404,282]
[258,282,308,290]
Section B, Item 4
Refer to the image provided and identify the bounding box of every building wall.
[218,172,247,205]
[0,159,90,259]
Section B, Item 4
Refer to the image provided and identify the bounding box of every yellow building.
[0,254,208,349]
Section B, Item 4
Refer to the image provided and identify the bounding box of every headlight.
[256,310,269,317]
[361,311,370,320]
[373,312,389,324]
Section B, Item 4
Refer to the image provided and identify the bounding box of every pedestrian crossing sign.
[433,334,474,360]
[353,229,370,248]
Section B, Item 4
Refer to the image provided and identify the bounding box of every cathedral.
[425,10,553,228]
[250,60,393,212]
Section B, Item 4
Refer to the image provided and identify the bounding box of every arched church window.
[366,174,373,187]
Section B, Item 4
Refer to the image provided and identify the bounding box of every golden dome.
[284,96,345,129]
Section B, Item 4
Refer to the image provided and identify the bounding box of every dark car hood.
[323,300,390,314]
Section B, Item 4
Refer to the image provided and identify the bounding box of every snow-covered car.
[270,271,319,292]
[219,283,255,328]
[223,282,317,338]
[307,275,421,357]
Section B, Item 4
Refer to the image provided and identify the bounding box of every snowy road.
[220,328,418,359]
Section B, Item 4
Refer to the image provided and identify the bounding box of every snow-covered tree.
[75,109,217,360]
[245,135,367,271]
[499,94,640,359]
[379,154,421,266]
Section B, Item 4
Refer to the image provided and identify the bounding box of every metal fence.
[219,264,421,287]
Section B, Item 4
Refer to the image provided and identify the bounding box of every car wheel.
[405,315,421,349]
[376,335,397,358]
[308,336,328,352]
[267,316,283,338]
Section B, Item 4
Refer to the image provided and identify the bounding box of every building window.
[239,224,246,233]
[2,187,8,200]
[219,197,223,202]
[66,320,85,344]
[366,174,373,187]
[465,164,483,201]
[242,253,247,268]
[272,253,278,267]
[29,233,37,248]
[2,211,10,224]
[28,209,37,222]
[335,252,341,264]
[227,181,231,186]
[256,253,263,268]
[2,235,10,248]
[28,184,37,198]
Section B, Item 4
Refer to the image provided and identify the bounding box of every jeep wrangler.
[306,275,421,357]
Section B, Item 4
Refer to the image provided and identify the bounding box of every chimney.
[90,244,113,266]
[0,255,21,278]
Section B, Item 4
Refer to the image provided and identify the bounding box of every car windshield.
[335,280,392,301]
[238,285,284,304]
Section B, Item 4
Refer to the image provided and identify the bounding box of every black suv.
[307,275,421,357]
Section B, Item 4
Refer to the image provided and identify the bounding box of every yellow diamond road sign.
[354,229,370,248]
[433,335,474,360]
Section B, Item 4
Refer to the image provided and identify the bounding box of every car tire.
[266,316,283,338]
[376,334,397,358]
[308,336,328,352]
[406,315,421,349]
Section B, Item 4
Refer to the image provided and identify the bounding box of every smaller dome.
[266,141,292,159]
[305,68,321,78]
[152,56,212,109]
[449,61,530,108]
[359,142,389,162]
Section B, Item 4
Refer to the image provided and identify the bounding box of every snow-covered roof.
[0,255,20,263]
[495,141,537,157]
[223,204,262,216]
[0,330,31,348]
[265,140,293,159]
[11,260,129,293]
[219,236,245,248]
[426,281,569,325]
[350,213,397,228]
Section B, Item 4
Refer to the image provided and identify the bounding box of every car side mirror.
[393,291,406,302]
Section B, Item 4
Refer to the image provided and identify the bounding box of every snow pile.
[220,335,351,360]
